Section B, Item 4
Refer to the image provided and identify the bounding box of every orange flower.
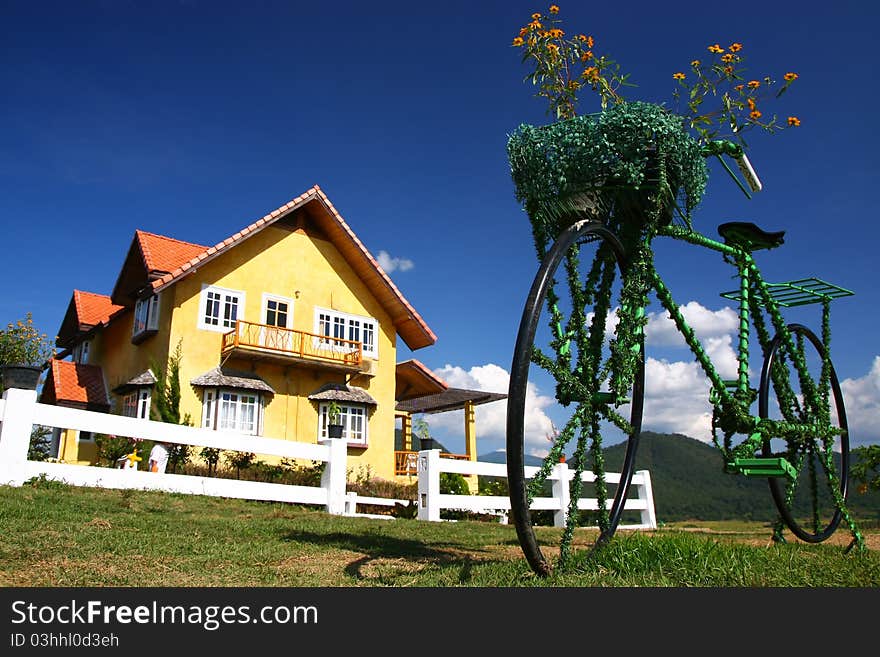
[532,12,542,19]
[787,116,801,127]
[734,84,744,91]
[708,44,724,54]
[549,28,564,38]
[547,43,559,55]
[691,59,701,67]
[721,53,735,63]
[747,98,756,110]
[784,72,799,81]
[519,27,529,37]
[747,80,761,89]
[723,66,734,75]
[549,4,559,13]
[750,109,762,120]
[729,42,743,52]
[586,35,594,48]
[512,37,524,46]
[673,72,686,80]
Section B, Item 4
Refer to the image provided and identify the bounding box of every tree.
[852,445,880,494]
[151,339,192,473]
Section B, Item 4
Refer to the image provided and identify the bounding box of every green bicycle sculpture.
[504,103,863,576]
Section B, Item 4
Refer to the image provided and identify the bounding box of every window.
[199,285,245,332]
[72,340,91,364]
[120,389,151,419]
[261,294,295,350]
[319,402,367,445]
[314,308,378,358]
[133,294,160,338]
[201,389,263,435]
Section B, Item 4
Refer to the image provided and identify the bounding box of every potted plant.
[0,313,55,391]
[508,5,799,251]
[326,401,344,439]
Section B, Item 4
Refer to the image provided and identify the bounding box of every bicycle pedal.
[729,457,797,480]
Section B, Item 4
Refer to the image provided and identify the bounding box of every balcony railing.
[394,450,470,476]
[221,320,363,370]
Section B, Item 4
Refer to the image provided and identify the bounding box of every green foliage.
[28,425,53,461]
[440,472,470,495]
[225,451,256,479]
[22,473,69,491]
[326,401,342,424]
[94,434,147,467]
[0,313,55,369]
[200,447,221,475]
[852,445,880,494]
[508,101,708,242]
[151,339,183,425]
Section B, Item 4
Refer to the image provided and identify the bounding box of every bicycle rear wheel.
[506,220,645,576]
[758,323,849,542]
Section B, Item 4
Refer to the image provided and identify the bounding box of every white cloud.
[428,363,555,458]
[645,301,738,347]
[840,356,880,446]
[376,250,414,273]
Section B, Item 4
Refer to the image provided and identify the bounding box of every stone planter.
[1,365,42,391]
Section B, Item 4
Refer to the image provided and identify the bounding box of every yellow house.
[42,185,439,480]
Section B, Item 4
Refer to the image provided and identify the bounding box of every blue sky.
[2,0,878,456]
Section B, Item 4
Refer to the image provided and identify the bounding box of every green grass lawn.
[1,480,878,587]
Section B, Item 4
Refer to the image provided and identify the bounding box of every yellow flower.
[747,80,761,89]
[729,42,743,52]
[532,12,542,20]
[549,28,564,38]
[787,116,801,127]
[708,44,724,54]
[512,37,524,46]
[673,72,686,80]
[586,35,594,48]
[547,43,559,55]
[549,4,559,13]
[784,72,799,81]
[691,59,700,67]
[721,53,734,63]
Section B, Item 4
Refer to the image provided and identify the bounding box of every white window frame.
[318,402,368,446]
[198,285,245,333]
[313,307,378,358]
[133,293,160,338]
[201,388,263,436]
[72,339,91,364]
[120,388,151,419]
[260,293,295,351]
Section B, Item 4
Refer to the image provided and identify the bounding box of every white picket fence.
[416,448,657,529]
[0,388,348,513]
[0,387,656,531]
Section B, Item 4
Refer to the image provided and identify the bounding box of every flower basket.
[1,364,42,391]
[507,102,708,240]
[328,423,344,439]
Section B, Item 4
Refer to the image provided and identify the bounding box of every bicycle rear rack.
[720,277,854,308]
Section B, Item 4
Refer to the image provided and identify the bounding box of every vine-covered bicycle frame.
[506,141,864,576]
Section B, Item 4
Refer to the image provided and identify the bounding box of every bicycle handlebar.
[702,140,763,196]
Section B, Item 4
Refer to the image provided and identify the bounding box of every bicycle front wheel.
[759,323,849,543]
[506,220,645,576]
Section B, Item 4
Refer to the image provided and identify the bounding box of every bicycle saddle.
[717,222,785,251]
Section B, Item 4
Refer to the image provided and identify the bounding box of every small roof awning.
[395,387,507,415]
[191,367,275,394]
[395,359,448,402]
[40,359,110,411]
[308,382,378,406]
[112,369,157,393]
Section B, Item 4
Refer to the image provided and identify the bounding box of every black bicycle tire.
[758,323,849,542]
[506,220,645,575]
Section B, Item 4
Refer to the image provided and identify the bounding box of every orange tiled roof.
[43,360,109,409]
[147,185,437,351]
[74,290,125,328]
[135,230,207,274]
[395,359,448,402]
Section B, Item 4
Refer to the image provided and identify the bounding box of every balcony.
[221,320,368,374]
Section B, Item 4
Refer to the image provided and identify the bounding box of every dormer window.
[72,340,91,364]
[133,293,160,342]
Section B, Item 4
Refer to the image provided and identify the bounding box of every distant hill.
[481,432,880,523]
[478,450,543,467]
